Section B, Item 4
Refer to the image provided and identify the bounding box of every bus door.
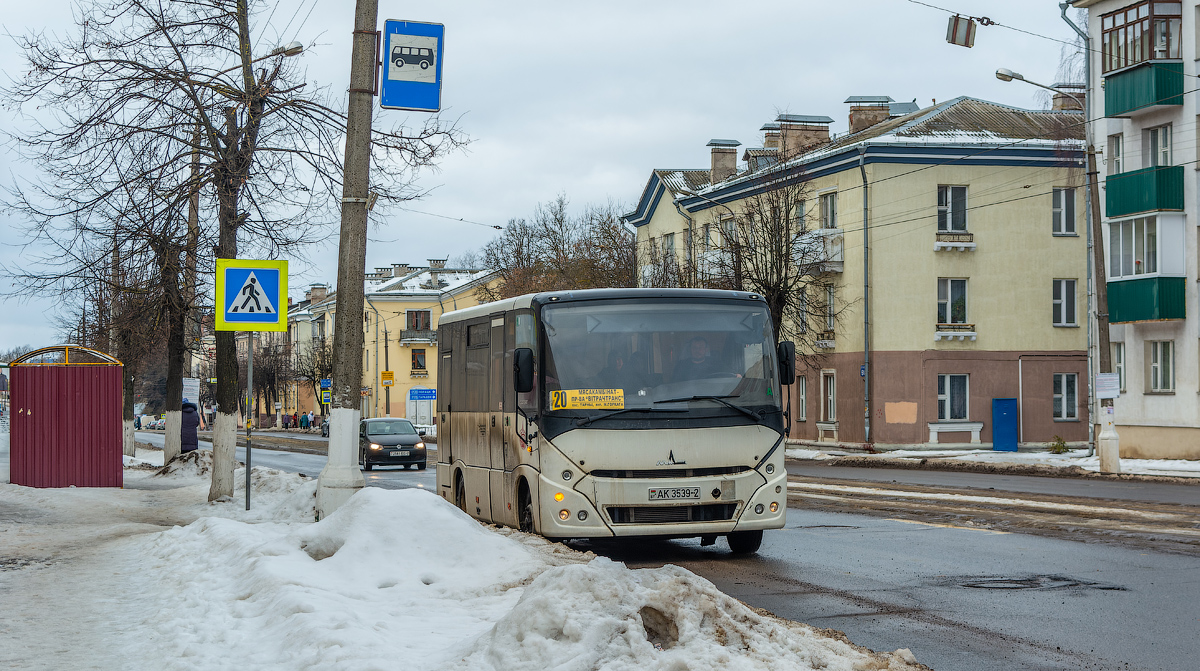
[462,319,491,519]
[487,314,512,523]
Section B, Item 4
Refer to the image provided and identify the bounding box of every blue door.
[992,398,1018,451]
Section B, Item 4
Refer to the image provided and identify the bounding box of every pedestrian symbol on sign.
[228,272,276,314]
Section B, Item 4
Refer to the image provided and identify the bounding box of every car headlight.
[369,443,382,450]
[415,442,425,449]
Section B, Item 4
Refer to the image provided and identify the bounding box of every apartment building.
[1073,0,1200,459]
[626,96,1089,449]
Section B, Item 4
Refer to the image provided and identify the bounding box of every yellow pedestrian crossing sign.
[215,259,288,332]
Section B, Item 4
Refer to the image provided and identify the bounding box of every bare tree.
[293,340,335,415]
[478,196,636,301]
[3,0,465,499]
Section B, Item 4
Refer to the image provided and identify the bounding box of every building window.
[797,376,807,421]
[411,349,426,371]
[937,374,969,421]
[1113,342,1126,391]
[794,199,807,233]
[1108,217,1157,278]
[1108,134,1123,175]
[937,185,968,232]
[662,232,675,260]
[1053,373,1078,420]
[407,310,432,331]
[1052,279,1077,326]
[1147,124,1172,167]
[937,278,968,324]
[819,192,837,229]
[1148,340,1175,392]
[1052,188,1076,235]
[719,217,736,246]
[825,285,836,332]
[1102,1,1180,73]
[822,371,836,421]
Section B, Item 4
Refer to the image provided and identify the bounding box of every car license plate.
[648,487,700,501]
[390,450,410,457]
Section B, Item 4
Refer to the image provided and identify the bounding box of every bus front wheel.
[454,472,467,512]
[517,484,535,534]
[727,530,763,555]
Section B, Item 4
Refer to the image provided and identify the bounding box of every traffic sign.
[409,388,436,401]
[215,259,288,332]
[380,20,444,112]
[321,390,332,404]
[381,371,395,387]
[319,378,332,389]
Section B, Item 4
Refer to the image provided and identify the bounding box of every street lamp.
[995,68,1084,110]
[270,41,304,58]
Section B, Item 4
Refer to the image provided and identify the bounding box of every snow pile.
[447,558,919,671]
[123,454,160,470]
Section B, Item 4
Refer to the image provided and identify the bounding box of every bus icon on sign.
[392,45,433,70]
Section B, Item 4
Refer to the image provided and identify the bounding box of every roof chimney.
[776,114,834,158]
[707,139,741,184]
[845,96,894,134]
[760,122,781,150]
[308,283,327,303]
[374,266,394,278]
[392,263,410,276]
[1051,82,1085,112]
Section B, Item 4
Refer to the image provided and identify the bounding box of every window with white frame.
[1113,342,1126,392]
[937,374,969,421]
[662,232,675,261]
[1148,340,1175,392]
[797,376,807,421]
[819,193,837,229]
[1147,124,1172,167]
[720,217,736,246]
[1052,279,1077,326]
[1109,217,1157,278]
[937,185,968,232]
[1108,133,1123,175]
[407,310,432,331]
[937,278,968,324]
[1052,188,1076,235]
[1053,373,1078,420]
[798,289,808,334]
[822,371,836,421]
[825,285,836,332]
[794,199,807,233]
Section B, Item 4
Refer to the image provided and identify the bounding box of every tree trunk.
[163,248,186,465]
[122,364,136,457]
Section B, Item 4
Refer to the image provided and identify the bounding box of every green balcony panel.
[1105,165,1184,218]
[1107,276,1186,323]
[1104,61,1184,117]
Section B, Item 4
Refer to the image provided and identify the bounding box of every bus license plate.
[648,487,700,501]
[390,450,410,457]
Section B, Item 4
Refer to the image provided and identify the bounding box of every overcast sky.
[0,0,1082,350]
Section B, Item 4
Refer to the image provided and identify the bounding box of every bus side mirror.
[777,341,796,385]
[514,347,534,393]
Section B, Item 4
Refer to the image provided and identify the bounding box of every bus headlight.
[559,509,570,521]
[369,443,382,450]
[770,502,779,513]
[561,470,572,481]
[754,504,764,514]
[765,463,775,474]
[577,510,588,521]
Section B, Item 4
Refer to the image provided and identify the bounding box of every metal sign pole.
[246,332,253,510]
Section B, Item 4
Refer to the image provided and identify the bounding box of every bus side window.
[514,311,536,412]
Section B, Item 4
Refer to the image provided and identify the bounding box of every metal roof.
[706,139,742,147]
[776,114,834,125]
[654,169,711,193]
[741,147,778,157]
[759,122,781,131]
[844,95,894,104]
[889,101,921,116]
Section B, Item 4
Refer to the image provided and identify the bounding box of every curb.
[791,455,1200,485]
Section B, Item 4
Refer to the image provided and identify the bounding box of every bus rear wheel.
[727,530,763,555]
[454,472,467,512]
[518,485,535,534]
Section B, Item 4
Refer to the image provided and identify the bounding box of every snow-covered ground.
[785,445,1200,478]
[1,432,924,670]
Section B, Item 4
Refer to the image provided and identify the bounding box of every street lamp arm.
[678,189,736,219]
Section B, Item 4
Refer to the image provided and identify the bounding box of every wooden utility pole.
[1088,146,1120,472]
[317,0,376,517]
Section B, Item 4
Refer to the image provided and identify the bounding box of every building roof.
[653,169,711,194]
[888,101,921,116]
[776,114,835,125]
[706,139,742,147]
[844,95,894,104]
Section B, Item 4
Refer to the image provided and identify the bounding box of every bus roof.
[438,288,766,325]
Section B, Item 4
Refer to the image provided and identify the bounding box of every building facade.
[1075,0,1200,459]
[626,96,1090,450]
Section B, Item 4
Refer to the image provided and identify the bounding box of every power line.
[397,207,503,230]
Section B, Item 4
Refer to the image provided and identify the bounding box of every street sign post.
[214,258,288,511]
[380,20,444,112]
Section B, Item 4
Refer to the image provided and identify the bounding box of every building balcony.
[933,232,976,252]
[1105,166,1183,218]
[794,228,844,273]
[814,331,835,349]
[934,323,976,341]
[400,329,436,343]
[1104,61,1183,117]
[1107,276,1186,323]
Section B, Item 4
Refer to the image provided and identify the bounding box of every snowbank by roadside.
[0,438,927,670]
[786,445,1200,479]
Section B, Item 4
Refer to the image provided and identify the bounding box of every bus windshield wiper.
[574,405,687,427]
[653,394,764,422]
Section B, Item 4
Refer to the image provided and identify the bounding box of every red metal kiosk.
[9,345,123,488]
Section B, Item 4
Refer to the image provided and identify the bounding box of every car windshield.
[540,299,781,418]
[366,420,417,436]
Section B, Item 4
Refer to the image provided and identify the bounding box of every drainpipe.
[859,147,871,446]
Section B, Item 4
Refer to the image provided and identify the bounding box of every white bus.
[435,289,796,554]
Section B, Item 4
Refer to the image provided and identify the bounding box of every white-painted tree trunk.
[316,407,365,518]
[163,410,182,464]
[122,419,135,457]
[209,412,238,501]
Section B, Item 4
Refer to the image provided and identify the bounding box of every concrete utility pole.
[317,0,376,517]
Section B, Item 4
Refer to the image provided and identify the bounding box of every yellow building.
[287,261,497,431]
[626,97,1090,450]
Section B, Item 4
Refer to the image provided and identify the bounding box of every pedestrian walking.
[181,402,204,454]
[293,412,299,428]
[300,412,309,430]
[308,410,315,428]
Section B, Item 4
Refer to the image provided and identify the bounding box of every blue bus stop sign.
[380,20,444,112]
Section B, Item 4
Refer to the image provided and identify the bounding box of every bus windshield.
[540,300,781,420]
